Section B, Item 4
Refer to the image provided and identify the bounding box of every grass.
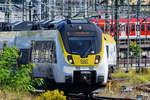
[0,90,32,100]
[0,89,66,100]
[111,68,150,85]
[97,68,150,98]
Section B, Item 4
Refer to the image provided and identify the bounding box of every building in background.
[0,0,149,22]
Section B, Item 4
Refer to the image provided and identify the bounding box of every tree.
[129,42,143,58]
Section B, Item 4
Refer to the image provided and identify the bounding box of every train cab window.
[148,24,150,31]
[136,25,140,31]
[131,25,135,31]
[141,24,145,31]
[68,36,96,55]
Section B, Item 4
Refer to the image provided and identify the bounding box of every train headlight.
[95,55,100,64]
[67,55,74,64]
[69,59,73,63]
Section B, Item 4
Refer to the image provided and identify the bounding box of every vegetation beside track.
[0,90,32,100]
[97,68,150,99]
[0,46,43,91]
[33,89,66,100]
[0,46,44,99]
[111,69,150,85]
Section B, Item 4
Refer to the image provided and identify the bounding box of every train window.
[121,25,125,31]
[126,25,129,33]
[141,24,145,31]
[131,25,135,31]
[119,24,121,31]
[148,24,150,31]
[18,49,31,65]
[68,37,96,55]
[3,41,8,47]
[110,25,114,32]
[31,41,57,63]
[106,46,109,58]
[136,25,140,31]
[100,25,104,32]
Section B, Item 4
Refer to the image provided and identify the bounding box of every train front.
[56,19,108,85]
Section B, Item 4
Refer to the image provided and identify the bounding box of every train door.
[98,23,105,33]
[130,23,136,36]
[125,23,136,36]
[146,24,150,35]
[140,23,146,35]
[120,24,126,37]
[125,24,129,36]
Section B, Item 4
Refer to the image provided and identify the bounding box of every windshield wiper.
[81,42,92,58]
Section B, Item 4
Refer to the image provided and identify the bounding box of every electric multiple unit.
[91,18,150,39]
[0,19,116,85]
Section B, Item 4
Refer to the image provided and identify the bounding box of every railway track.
[32,88,138,100]
[32,78,150,100]
[38,83,137,100]
[67,92,136,100]
[32,81,150,100]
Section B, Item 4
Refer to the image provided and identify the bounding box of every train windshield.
[68,36,96,55]
[57,21,102,55]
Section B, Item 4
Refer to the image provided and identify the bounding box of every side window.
[31,41,57,63]
[126,24,129,34]
[100,25,104,32]
[18,49,31,65]
[141,24,145,31]
[119,24,121,31]
[110,25,114,32]
[121,24,125,32]
[106,45,109,58]
[131,25,135,31]
[3,41,8,48]
[148,24,150,31]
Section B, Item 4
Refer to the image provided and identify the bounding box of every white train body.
[0,19,116,85]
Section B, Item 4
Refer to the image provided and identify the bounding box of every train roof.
[66,19,90,24]
[92,18,150,23]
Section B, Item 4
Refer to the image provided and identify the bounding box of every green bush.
[129,42,143,58]
[0,46,43,91]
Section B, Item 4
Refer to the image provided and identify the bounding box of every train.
[91,18,150,39]
[0,18,116,85]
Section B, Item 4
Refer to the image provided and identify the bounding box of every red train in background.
[91,18,150,39]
